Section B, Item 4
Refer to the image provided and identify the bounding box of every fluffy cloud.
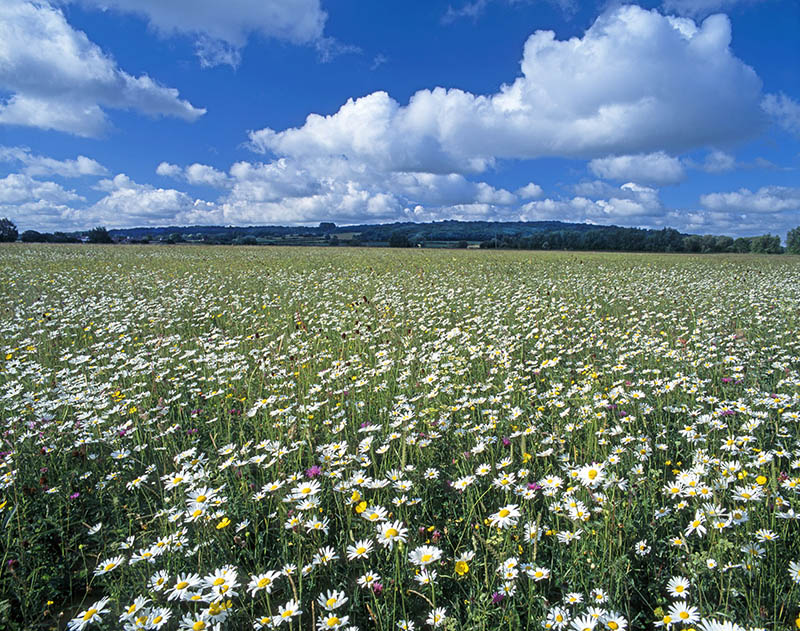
[0,146,107,177]
[697,150,736,173]
[520,182,665,223]
[700,186,800,213]
[761,93,800,138]
[588,152,686,185]
[157,162,230,187]
[0,0,205,137]
[154,154,521,226]
[0,173,83,204]
[251,6,765,174]
[156,162,183,178]
[67,0,327,67]
[516,183,544,199]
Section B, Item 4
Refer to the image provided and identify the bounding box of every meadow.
[1,244,799,631]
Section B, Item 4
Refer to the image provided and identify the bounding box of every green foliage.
[388,231,411,247]
[87,226,113,244]
[787,226,800,255]
[0,217,18,242]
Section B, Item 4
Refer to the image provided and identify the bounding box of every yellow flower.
[756,475,767,485]
[455,560,469,576]
[216,517,231,530]
[355,501,367,514]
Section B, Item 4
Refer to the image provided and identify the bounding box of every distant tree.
[388,232,410,248]
[329,235,340,246]
[714,235,734,252]
[787,226,800,254]
[750,234,782,254]
[21,230,45,243]
[318,222,336,231]
[0,218,18,242]
[52,232,80,243]
[732,237,751,253]
[682,235,703,253]
[88,226,113,244]
[457,240,469,249]
[168,232,184,243]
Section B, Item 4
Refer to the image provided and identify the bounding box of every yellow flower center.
[153,616,163,624]
[192,621,206,631]
[357,547,367,555]
[675,585,684,593]
[258,577,271,588]
[498,509,510,518]
[104,563,116,571]
[213,577,225,586]
[608,622,619,630]
[196,495,207,502]
[386,528,399,538]
[327,617,340,627]
[588,469,598,480]
[83,609,98,621]
[421,554,432,563]
[680,612,690,620]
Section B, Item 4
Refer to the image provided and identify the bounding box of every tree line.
[1,217,798,254]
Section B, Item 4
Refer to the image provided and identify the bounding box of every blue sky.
[0,0,798,237]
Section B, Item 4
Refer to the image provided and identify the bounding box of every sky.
[0,0,798,237]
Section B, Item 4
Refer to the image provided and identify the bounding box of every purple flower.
[305,465,322,478]
[372,582,383,595]
[502,437,511,447]
[69,492,80,500]
[491,592,505,605]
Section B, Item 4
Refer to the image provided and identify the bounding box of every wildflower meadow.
[1,244,799,631]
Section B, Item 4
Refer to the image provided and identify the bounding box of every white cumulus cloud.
[516,182,544,199]
[66,0,328,67]
[589,152,686,185]
[250,6,765,174]
[0,173,83,204]
[520,182,665,224]
[0,146,107,177]
[700,186,800,213]
[0,0,205,137]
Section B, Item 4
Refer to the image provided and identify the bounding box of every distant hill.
[18,219,785,254]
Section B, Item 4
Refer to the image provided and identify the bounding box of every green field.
[1,245,799,631]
